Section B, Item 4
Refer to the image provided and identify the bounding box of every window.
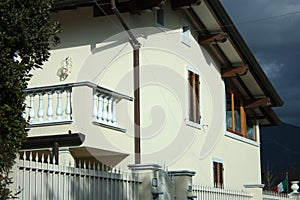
[226,89,256,140]
[155,8,165,27]
[213,161,224,188]
[188,70,200,124]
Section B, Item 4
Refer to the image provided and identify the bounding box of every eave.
[204,0,283,107]
[187,0,283,125]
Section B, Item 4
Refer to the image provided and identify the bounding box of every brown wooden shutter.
[213,162,218,187]
[219,162,224,188]
[188,70,200,123]
[188,71,194,122]
[213,162,224,188]
[195,73,200,123]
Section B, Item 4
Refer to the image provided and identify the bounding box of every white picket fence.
[192,185,253,200]
[15,151,300,200]
[263,191,297,200]
[14,152,140,200]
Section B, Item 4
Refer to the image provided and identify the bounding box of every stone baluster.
[107,97,113,124]
[65,89,71,120]
[47,91,53,121]
[56,90,63,120]
[97,94,104,121]
[93,93,98,120]
[37,93,44,122]
[29,94,35,122]
[112,99,117,125]
[103,96,108,122]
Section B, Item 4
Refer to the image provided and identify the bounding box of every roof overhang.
[186,0,283,126]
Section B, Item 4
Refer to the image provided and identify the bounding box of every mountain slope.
[261,123,300,183]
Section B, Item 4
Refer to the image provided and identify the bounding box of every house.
[20,0,283,199]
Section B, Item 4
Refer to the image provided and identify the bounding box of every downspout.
[111,0,142,164]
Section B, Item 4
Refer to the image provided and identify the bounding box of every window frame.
[225,89,257,141]
[185,67,201,129]
[212,159,224,188]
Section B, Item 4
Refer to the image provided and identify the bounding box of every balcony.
[23,81,133,132]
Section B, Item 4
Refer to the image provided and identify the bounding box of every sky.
[221,0,300,126]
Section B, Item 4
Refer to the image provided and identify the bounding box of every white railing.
[263,191,297,200]
[92,86,129,132]
[15,152,140,200]
[192,185,253,200]
[24,82,133,130]
[24,85,73,126]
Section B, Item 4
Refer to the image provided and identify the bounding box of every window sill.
[185,119,201,129]
[225,131,260,147]
[28,120,73,127]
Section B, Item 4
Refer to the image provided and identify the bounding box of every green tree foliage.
[0,0,59,198]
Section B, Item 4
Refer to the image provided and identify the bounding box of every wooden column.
[240,99,246,137]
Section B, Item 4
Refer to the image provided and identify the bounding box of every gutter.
[110,0,141,164]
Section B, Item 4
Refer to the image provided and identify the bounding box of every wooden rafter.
[245,98,270,109]
[171,0,201,10]
[212,43,231,65]
[221,65,248,78]
[199,33,227,45]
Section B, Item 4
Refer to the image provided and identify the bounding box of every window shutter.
[195,73,200,123]
[213,161,224,188]
[219,162,224,188]
[188,70,200,124]
[213,162,218,187]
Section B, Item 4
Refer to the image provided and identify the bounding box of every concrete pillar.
[128,164,163,200]
[243,184,264,200]
[168,170,196,199]
[59,148,75,167]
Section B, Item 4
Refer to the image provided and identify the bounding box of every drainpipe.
[111,0,141,164]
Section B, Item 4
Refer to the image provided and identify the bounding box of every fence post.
[59,148,75,167]
[168,170,196,200]
[244,184,264,200]
[128,164,162,200]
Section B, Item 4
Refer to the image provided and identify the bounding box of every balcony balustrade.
[24,82,132,131]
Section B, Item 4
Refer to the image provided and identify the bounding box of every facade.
[21,0,283,199]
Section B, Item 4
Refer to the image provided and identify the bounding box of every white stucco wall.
[27,3,262,190]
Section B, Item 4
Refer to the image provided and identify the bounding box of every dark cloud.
[222,0,300,126]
